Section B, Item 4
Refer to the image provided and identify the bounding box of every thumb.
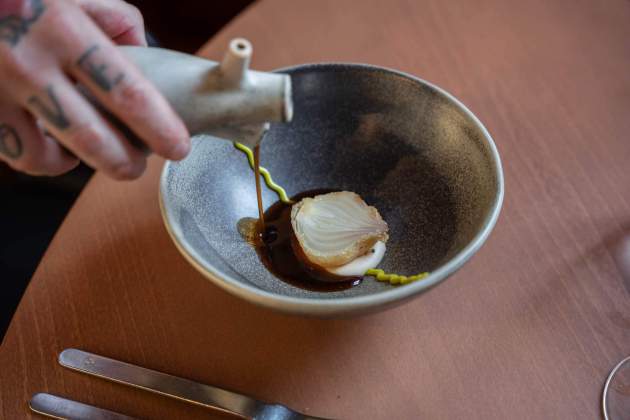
[74,0,147,46]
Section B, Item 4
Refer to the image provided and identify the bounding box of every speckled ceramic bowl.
[160,64,503,317]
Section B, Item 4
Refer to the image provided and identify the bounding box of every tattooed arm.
[0,0,189,179]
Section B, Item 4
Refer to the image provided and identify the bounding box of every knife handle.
[59,348,261,419]
[29,393,136,420]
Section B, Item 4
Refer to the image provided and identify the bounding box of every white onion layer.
[329,241,386,277]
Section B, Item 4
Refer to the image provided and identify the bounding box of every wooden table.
[2,0,630,418]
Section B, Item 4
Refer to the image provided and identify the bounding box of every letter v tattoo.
[28,86,70,130]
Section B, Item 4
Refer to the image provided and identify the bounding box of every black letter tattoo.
[0,0,45,47]
[0,124,23,159]
[28,86,70,130]
[77,45,124,91]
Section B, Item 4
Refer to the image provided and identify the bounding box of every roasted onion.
[291,191,389,268]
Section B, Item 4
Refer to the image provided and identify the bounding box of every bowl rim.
[159,62,505,316]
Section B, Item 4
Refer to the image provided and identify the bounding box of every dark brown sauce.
[253,145,265,228]
[241,187,361,292]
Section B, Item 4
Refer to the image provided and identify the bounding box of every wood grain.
[2,0,630,418]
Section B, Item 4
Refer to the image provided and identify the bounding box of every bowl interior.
[162,64,501,301]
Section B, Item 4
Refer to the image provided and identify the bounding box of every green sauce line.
[365,269,429,285]
[233,142,430,286]
[233,142,293,204]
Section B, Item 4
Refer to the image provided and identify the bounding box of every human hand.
[0,0,190,179]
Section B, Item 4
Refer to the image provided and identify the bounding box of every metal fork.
[59,349,331,420]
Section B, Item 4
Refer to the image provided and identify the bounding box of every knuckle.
[163,136,188,159]
[125,4,144,26]
[110,158,145,180]
[43,1,75,31]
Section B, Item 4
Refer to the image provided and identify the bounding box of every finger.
[30,1,189,161]
[23,73,147,180]
[74,0,147,46]
[68,39,190,161]
[0,104,78,176]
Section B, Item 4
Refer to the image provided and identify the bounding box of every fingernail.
[113,159,146,180]
[170,138,191,160]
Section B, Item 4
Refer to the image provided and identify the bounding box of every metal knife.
[59,348,330,420]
